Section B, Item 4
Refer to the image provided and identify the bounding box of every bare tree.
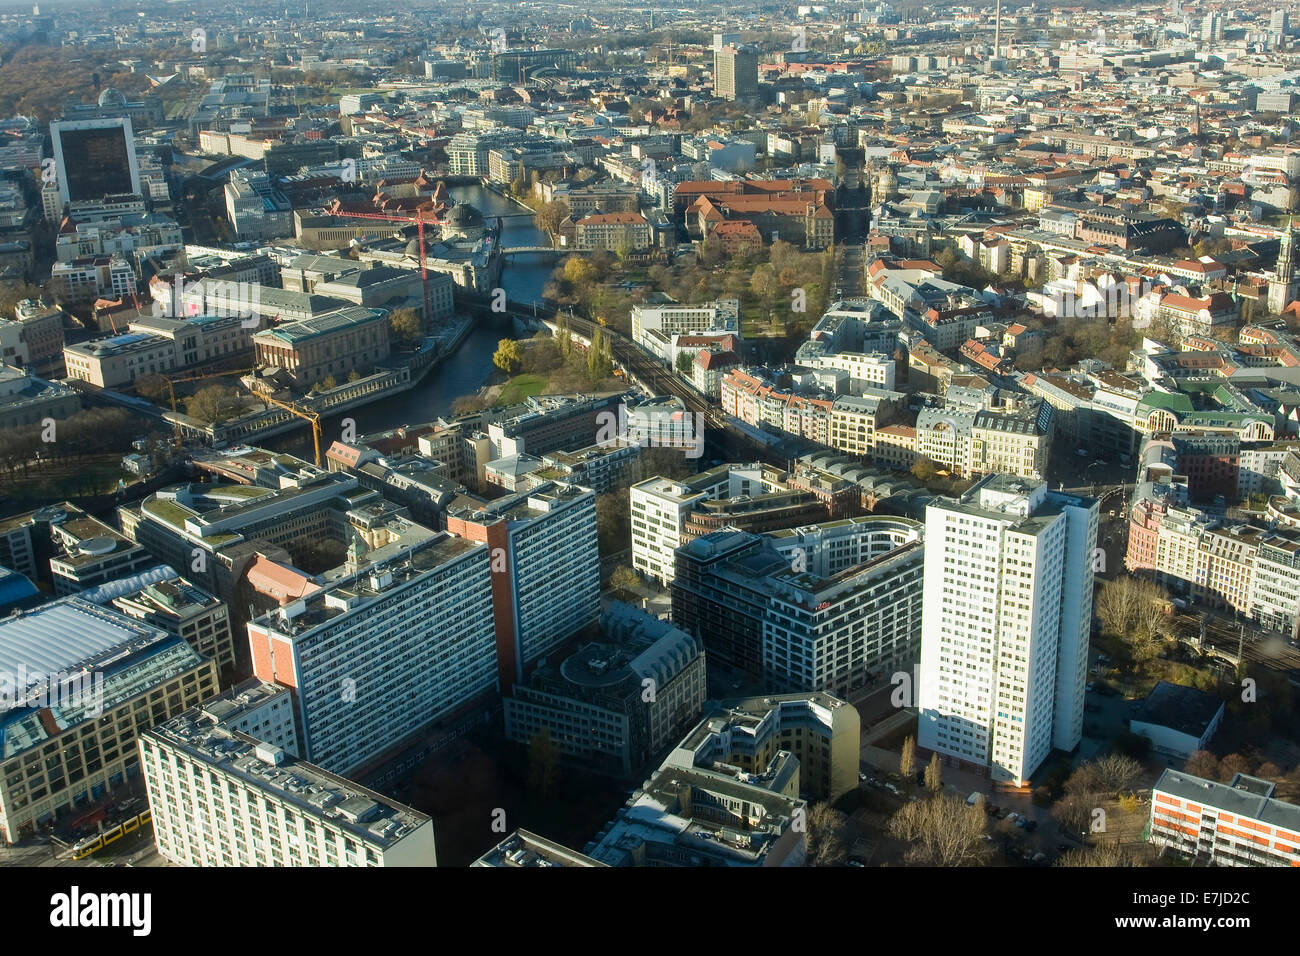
[1052,792,1095,837]
[805,803,849,866]
[888,793,990,867]
[1095,577,1170,662]
[1091,754,1143,797]
[1056,842,1145,867]
[924,752,943,793]
[1218,752,1253,783]
[1184,750,1219,780]
[900,734,916,779]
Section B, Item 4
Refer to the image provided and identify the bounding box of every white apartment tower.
[917,475,1097,786]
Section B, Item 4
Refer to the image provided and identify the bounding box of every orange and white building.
[1150,769,1300,867]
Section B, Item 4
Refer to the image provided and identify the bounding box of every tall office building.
[1201,11,1224,44]
[917,475,1097,786]
[714,45,758,103]
[48,117,141,210]
[1269,8,1289,46]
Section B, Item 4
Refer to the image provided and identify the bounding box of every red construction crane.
[321,204,442,327]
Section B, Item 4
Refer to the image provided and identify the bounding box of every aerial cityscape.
[0,0,1295,899]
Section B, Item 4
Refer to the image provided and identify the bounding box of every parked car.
[1085,681,1095,693]
[859,771,868,781]
[985,804,1000,816]
[1024,819,1038,833]
[1015,817,1027,828]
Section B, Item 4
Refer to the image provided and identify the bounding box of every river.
[271,184,554,454]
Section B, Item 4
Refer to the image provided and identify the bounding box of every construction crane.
[160,369,255,448]
[260,393,324,467]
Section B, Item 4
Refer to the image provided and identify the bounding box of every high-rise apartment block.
[714,45,759,102]
[445,482,599,689]
[246,531,498,776]
[917,475,1097,786]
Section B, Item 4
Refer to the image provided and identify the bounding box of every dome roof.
[97,87,127,108]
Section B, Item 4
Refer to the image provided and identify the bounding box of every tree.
[1218,752,1253,783]
[0,280,43,319]
[527,728,560,798]
[1095,577,1171,663]
[556,314,573,359]
[1255,761,1284,782]
[451,394,486,418]
[924,752,943,793]
[1063,762,1102,797]
[563,257,597,287]
[493,338,523,375]
[135,373,169,404]
[389,307,422,350]
[533,199,570,245]
[1051,792,1095,837]
[609,565,640,600]
[185,384,236,424]
[900,734,916,779]
[1091,754,1143,797]
[1056,842,1145,867]
[1274,769,1300,803]
[888,793,990,867]
[675,349,697,376]
[805,803,849,866]
[749,263,779,306]
[910,456,938,483]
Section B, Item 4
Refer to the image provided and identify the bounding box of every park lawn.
[497,373,547,405]
[1,454,131,503]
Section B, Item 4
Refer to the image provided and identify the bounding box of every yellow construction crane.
[261,393,323,467]
[160,369,254,448]
[156,370,323,465]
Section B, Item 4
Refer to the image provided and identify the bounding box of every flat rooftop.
[1155,768,1300,836]
[473,830,604,867]
[147,716,428,851]
[0,597,169,686]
